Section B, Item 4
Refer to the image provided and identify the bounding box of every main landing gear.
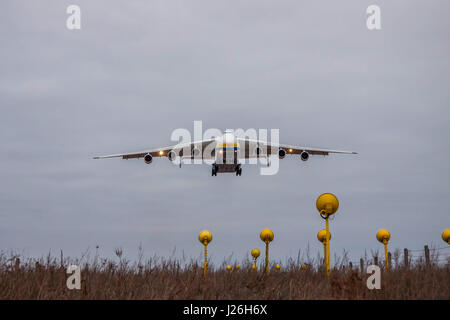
[235,164,242,176]
[211,164,242,176]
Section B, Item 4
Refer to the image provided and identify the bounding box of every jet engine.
[167,150,177,162]
[278,149,286,159]
[300,151,309,161]
[144,153,153,164]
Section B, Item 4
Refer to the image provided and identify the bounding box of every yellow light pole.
[260,229,274,275]
[275,264,280,272]
[442,229,450,245]
[251,248,260,271]
[376,229,391,272]
[317,229,331,273]
[226,265,232,273]
[198,230,212,277]
[316,193,339,276]
[234,264,240,271]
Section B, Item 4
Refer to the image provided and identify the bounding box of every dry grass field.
[1,249,449,300]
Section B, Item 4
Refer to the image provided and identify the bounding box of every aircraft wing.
[236,138,357,158]
[93,139,217,160]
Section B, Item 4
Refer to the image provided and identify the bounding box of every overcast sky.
[0,1,449,266]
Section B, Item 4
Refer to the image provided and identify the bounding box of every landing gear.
[235,164,242,176]
[211,164,218,176]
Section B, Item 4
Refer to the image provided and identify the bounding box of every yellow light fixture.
[442,229,450,245]
[251,248,260,270]
[317,229,331,272]
[260,229,274,274]
[316,193,339,276]
[198,230,212,276]
[376,229,391,272]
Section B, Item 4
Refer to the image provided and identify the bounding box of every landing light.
[159,150,164,155]
[289,148,293,153]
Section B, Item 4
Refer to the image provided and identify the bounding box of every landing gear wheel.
[238,167,242,176]
[212,165,218,176]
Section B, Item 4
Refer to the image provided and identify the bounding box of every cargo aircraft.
[93,130,357,176]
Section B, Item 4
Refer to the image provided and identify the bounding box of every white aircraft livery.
[93,130,357,176]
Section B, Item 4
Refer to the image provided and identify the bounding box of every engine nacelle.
[255,146,265,157]
[167,150,177,162]
[278,149,286,159]
[144,153,153,164]
[300,151,309,161]
[192,148,201,158]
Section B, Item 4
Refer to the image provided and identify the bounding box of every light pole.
[317,229,332,273]
[251,248,260,271]
[198,230,212,277]
[316,193,339,275]
[376,229,391,272]
[260,229,274,275]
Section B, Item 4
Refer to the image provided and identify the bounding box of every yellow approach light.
[316,193,339,218]
[199,230,212,244]
[198,230,212,276]
[376,229,391,244]
[442,229,450,244]
[260,229,274,274]
[317,229,331,243]
[376,229,391,271]
[317,229,331,272]
[316,193,339,276]
[260,229,274,242]
[251,248,260,271]
[251,248,260,259]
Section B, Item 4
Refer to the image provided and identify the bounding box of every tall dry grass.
[0,249,448,299]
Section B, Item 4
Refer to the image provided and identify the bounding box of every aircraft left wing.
[236,138,357,158]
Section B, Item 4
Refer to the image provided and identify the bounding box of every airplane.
[93,130,357,176]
